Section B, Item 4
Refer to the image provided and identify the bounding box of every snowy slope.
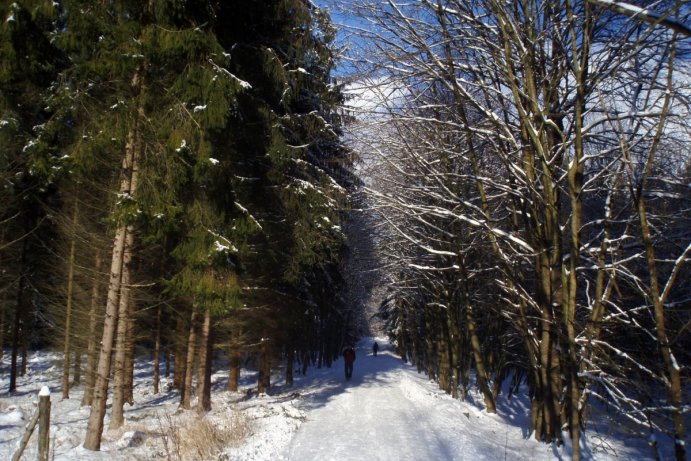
[0,339,662,460]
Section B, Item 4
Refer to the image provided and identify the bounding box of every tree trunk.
[124,290,136,405]
[181,304,199,409]
[437,313,451,394]
[109,255,132,430]
[0,228,5,363]
[638,192,686,461]
[466,299,496,413]
[9,276,23,393]
[631,41,686,461]
[228,326,242,391]
[196,309,212,412]
[83,68,142,449]
[446,303,461,400]
[20,334,27,376]
[0,299,4,362]
[82,223,126,450]
[9,239,27,393]
[228,346,241,392]
[153,304,161,394]
[257,338,271,394]
[73,350,82,385]
[62,198,79,399]
[174,316,186,390]
[82,252,103,407]
[286,346,294,387]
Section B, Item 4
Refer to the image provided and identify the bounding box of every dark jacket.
[343,347,356,364]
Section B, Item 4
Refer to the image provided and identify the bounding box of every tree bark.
[124,289,136,405]
[73,350,82,385]
[228,346,241,392]
[257,337,271,394]
[83,68,142,450]
[62,198,79,399]
[83,224,126,450]
[153,304,161,394]
[82,252,102,407]
[165,348,170,377]
[466,300,496,413]
[196,309,212,412]
[109,241,133,430]
[0,299,4,362]
[9,282,22,393]
[174,315,185,390]
[0,228,5,362]
[180,304,199,409]
[20,333,27,376]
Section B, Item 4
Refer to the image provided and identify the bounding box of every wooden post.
[10,387,50,461]
[38,386,50,461]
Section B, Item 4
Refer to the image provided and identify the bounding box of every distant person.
[372,341,379,357]
[343,346,356,380]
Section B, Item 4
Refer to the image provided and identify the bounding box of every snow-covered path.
[0,339,659,460]
[284,339,555,461]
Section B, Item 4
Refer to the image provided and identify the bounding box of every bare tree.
[340,1,689,458]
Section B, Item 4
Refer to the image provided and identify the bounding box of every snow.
[0,341,669,460]
[234,201,263,230]
[0,407,23,426]
[175,139,187,153]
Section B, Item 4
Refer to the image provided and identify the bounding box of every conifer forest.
[0,1,689,460]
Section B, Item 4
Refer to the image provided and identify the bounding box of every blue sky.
[311,0,369,77]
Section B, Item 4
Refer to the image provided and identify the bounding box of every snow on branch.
[207,58,252,89]
[234,201,263,231]
[587,0,691,37]
[659,242,690,305]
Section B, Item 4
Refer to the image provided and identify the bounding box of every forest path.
[282,338,541,461]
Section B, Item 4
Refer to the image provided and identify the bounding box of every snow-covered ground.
[0,338,666,460]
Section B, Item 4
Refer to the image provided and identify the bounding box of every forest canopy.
[0,0,360,450]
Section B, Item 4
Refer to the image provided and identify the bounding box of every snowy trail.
[283,339,545,461]
[0,340,658,460]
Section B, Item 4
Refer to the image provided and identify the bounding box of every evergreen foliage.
[0,1,67,390]
[0,0,358,439]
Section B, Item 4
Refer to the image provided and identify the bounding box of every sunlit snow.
[0,338,666,461]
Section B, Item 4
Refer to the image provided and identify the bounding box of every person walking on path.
[372,341,379,357]
[343,346,356,380]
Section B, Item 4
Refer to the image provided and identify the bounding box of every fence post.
[37,386,50,461]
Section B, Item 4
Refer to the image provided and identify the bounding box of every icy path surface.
[284,339,557,461]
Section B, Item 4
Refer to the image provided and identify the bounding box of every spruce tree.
[213,1,357,384]
[0,0,66,392]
